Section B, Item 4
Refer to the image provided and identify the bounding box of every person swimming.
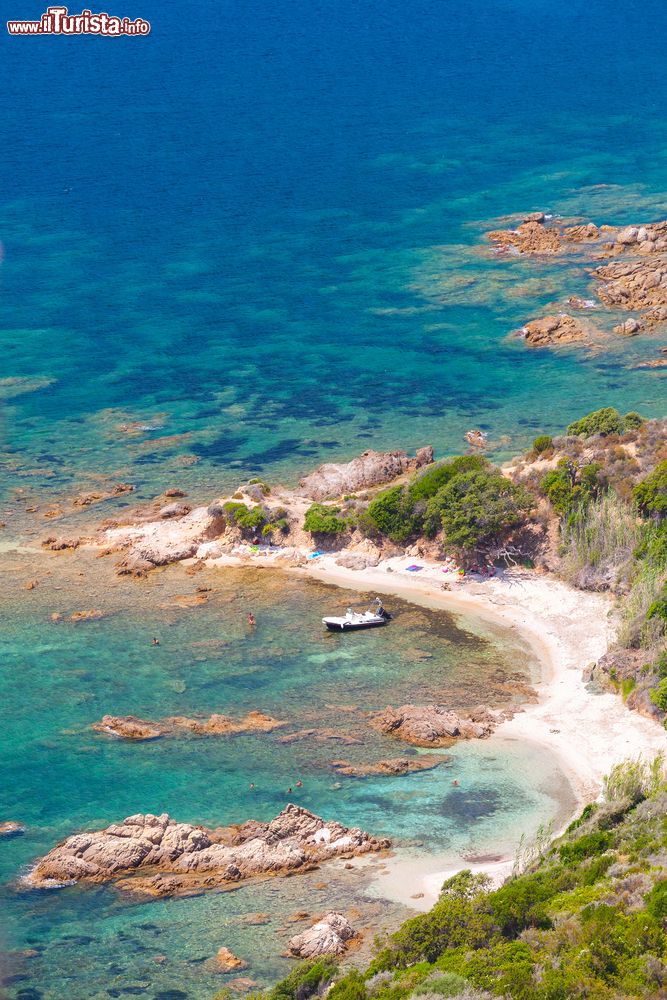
[151,637,160,646]
[248,613,256,626]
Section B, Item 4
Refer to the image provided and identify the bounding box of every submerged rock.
[298,447,433,500]
[330,756,446,777]
[210,947,249,973]
[93,711,286,740]
[288,912,356,958]
[25,805,390,896]
[372,704,505,746]
[92,716,166,740]
[0,821,25,838]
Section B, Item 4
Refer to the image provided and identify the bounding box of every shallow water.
[0,554,573,997]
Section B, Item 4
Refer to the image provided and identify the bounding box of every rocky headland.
[24,805,391,897]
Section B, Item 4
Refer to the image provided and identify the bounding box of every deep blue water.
[1,0,666,510]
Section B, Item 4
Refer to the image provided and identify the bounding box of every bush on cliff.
[532,434,553,454]
[427,470,533,552]
[303,503,349,535]
[633,460,667,518]
[222,502,267,532]
[363,485,418,544]
[566,407,627,437]
[540,459,606,516]
[408,456,489,503]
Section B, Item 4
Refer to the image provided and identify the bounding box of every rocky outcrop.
[486,218,563,255]
[521,315,592,347]
[334,552,380,571]
[92,711,287,741]
[298,447,433,501]
[288,912,356,958]
[330,756,446,777]
[93,716,165,740]
[25,805,390,896]
[0,821,25,838]
[464,429,488,449]
[593,258,667,311]
[371,704,506,746]
[211,947,249,973]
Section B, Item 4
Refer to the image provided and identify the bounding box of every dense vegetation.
[244,759,667,1000]
[359,456,532,553]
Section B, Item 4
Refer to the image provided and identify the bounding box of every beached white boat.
[323,598,392,632]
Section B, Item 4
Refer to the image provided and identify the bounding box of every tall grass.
[604,753,666,805]
[561,492,639,591]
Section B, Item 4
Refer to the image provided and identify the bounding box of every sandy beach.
[201,547,666,909]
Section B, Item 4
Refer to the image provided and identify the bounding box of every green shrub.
[327,970,368,1000]
[303,503,348,535]
[532,434,553,454]
[541,460,606,516]
[559,831,611,864]
[650,679,667,712]
[567,407,626,437]
[432,470,533,552]
[269,958,338,1000]
[412,972,471,997]
[645,880,667,920]
[621,677,636,701]
[634,461,667,518]
[364,485,417,544]
[408,456,488,502]
[624,411,646,430]
[222,502,267,532]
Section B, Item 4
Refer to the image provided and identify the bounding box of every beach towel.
[406,564,423,572]
[307,550,324,560]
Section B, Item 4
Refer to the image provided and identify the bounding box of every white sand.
[204,548,666,909]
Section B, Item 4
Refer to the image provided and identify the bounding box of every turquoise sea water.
[0,554,573,997]
[1,0,667,996]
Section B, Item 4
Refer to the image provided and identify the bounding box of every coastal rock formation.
[593,258,667,311]
[288,912,356,958]
[298,447,433,500]
[92,711,287,741]
[334,552,380,571]
[521,315,591,347]
[25,805,390,896]
[330,756,446,777]
[486,218,562,255]
[92,715,165,740]
[0,822,25,838]
[211,947,249,973]
[372,704,506,746]
[464,429,488,449]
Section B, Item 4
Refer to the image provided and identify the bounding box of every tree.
[434,470,533,552]
[566,407,626,437]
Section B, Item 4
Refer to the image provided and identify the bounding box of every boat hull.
[324,619,389,632]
